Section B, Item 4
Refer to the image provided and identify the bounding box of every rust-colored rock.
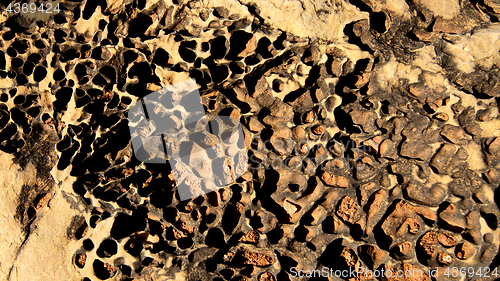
[336,196,359,224]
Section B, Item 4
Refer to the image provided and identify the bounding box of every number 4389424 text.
[6,2,60,14]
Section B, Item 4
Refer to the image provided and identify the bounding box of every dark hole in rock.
[13,95,25,105]
[26,106,40,118]
[152,48,173,68]
[179,44,197,63]
[54,29,67,43]
[97,239,118,258]
[205,228,226,248]
[76,95,92,108]
[129,13,153,38]
[210,64,230,84]
[16,74,28,85]
[28,53,42,63]
[34,39,46,49]
[7,70,16,78]
[11,58,23,68]
[83,0,106,20]
[6,47,17,57]
[93,259,115,280]
[12,39,30,54]
[210,36,228,59]
[245,55,260,66]
[56,136,72,152]
[54,87,73,111]
[111,213,147,240]
[256,37,273,59]
[54,14,67,24]
[53,69,66,81]
[370,12,387,33]
[226,30,253,60]
[2,31,15,41]
[0,51,5,69]
[23,61,35,76]
[99,19,107,30]
[75,64,87,78]
[61,49,80,61]
[83,238,95,250]
[33,66,47,82]
[124,237,143,256]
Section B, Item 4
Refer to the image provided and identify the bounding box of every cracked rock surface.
[0,0,499,280]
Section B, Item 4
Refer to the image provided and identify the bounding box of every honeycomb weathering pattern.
[128,78,248,200]
[1,0,500,280]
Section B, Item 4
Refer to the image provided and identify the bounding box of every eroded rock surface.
[0,0,499,280]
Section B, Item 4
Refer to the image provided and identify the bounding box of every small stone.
[272,79,284,92]
[437,251,454,265]
[303,110,316,123]
[239,231,259,244]
[336,196,358,224]
[408,83,428,100]
[311,87,327,103]
[336,176,349,188]
[200,10,210,21]
[476,109,492,122]
[309,204,327,225]
[397,217,420,235]
[434,112,448,121]
[213,7,229,18]
[484,169,500,184]
[484,233,495,243]
[379,138,396,159]
[394,241,413,260]
[75,253,87,268]
[292,126,306,141]
[440,125,465,144]
[258,272,275,281]
[405,182,446,207]
[321,171,336,186]
[208,20,221,28]
[456,242,475,260]
[437,232,457,247]
[329,59,343,76]
[240,251,274,267]
[480,243,498,263]
[466,211,481,230]
[253,76,269,98]
[175,220,195,237]
[412,28,438,42]
[439,203,467,232]
[302,45,320,65]
[93,260,116,280]
[312,125,325,135]
[419,231,437,246]
[400,141,432,161]
[363,245,388,269]
[487,137,500,155]
[248,116,264,133]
